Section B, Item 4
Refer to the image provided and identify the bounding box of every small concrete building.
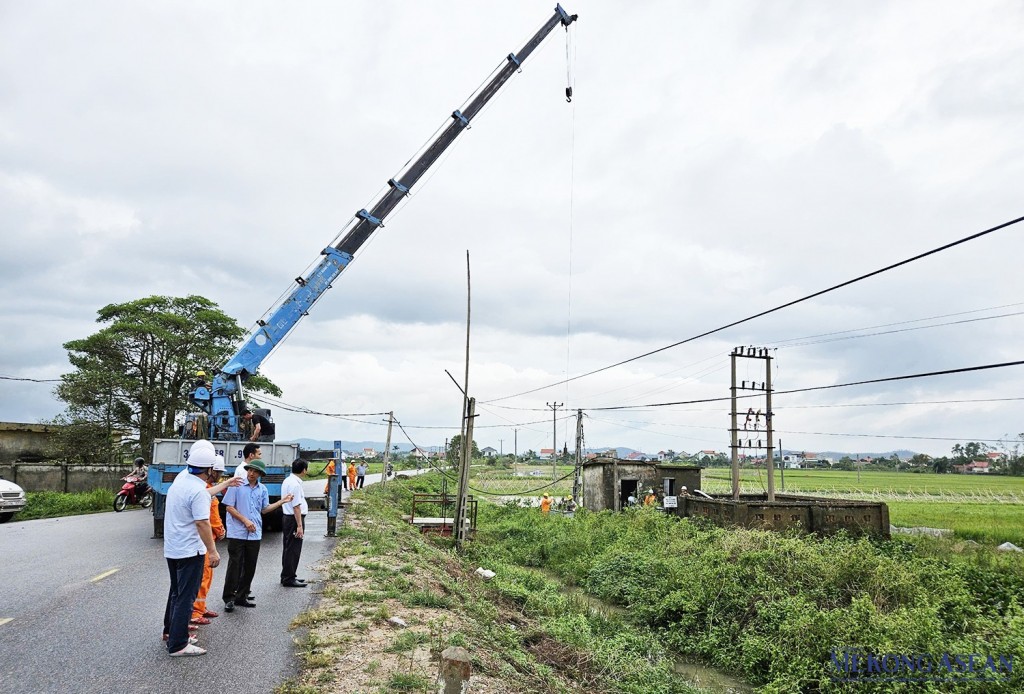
[0,422,58,463]
[581,456,701,511]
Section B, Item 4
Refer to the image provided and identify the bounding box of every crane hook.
[565,86,573,103]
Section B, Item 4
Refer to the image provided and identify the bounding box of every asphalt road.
[0,479,337,694]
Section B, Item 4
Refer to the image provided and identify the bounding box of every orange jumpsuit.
[540,496,552,514]
[347,463,357,491]
[324,460,336,494]
[192,485,225,620]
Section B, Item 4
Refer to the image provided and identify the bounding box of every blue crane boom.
[190,5,578,440]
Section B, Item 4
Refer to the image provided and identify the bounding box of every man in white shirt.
[163,440,220,657]
[280,459,309,587]
[233,443,261,481]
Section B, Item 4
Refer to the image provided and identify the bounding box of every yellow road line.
[90,568,119,583]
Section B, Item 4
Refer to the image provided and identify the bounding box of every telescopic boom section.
[193,5,578,439]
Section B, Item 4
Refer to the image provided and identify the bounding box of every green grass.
[18,489,116,520]
[702,467,1024,498]
[888,500,1024,545]
[468,496,1024,693]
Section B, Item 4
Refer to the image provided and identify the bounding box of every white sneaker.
[169,643,207,657]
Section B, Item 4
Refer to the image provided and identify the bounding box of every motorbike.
[114,473,153,512]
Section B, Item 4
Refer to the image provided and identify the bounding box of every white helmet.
[213,454,226,472]
[188,440,216,468]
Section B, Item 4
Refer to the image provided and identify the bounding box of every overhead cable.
[484,214,1024,403]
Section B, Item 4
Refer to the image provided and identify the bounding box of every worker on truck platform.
[242,409,275,442]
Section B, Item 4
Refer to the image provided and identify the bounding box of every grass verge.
[18,489,116,520]
[282,475,702,694]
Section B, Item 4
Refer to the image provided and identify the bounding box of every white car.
[0,477,27,523]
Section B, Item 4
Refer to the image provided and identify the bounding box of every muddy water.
[672,660,754,693]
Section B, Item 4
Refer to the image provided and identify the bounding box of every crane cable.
[562,20,579,458]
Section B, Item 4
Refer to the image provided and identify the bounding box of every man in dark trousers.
[280,459,309,588]
[163,440,220,656]
[221,459,291,612]
[242,409,276,442]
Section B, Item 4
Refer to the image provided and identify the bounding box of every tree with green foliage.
[446,434,480,467]
[55,295,280,462]
[952,441,990,464]
[908,453,931,468]
[832,456,856,471]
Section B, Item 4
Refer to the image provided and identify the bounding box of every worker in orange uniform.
[643,489,657,506]
[347,460,357,492]
[323,458,336,495]
[191,454,235,625]
[539,493,552,514]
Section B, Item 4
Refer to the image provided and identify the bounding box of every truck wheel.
[141,490,154,509]
[0,512,12,523]
[114,493,129,512]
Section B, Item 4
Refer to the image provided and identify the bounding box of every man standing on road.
[221,459,292,612]
[347,460,357,492]
[234,443,261,481]
[228,444,259,604]
[191,454,228,626]
[163,440,219,657]
[355,461,367,489]
[280,459,309,588]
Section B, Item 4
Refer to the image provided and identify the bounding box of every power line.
[0,374,61,383]
[770,301,1024,347]
[484,214,1024,403]
[584,360,1024,411]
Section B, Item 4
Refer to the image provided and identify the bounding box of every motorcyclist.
[126,457,149,493]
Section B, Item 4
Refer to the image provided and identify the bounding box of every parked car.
[0,476,27,523]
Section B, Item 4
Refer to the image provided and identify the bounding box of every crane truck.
[149,5,579,536]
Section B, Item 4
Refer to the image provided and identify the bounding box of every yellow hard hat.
[196,370,206,377]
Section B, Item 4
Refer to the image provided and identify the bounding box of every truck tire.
[0,512,13,523]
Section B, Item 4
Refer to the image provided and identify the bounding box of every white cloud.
[2,0,1023,458]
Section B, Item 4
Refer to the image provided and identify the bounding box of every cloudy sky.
[2,1,1022,459]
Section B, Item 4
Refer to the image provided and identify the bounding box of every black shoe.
[281,578,307,585]
[235,599,256,608]
[224,600,234,613]
[247,592,255,601]
[282,580,307,588]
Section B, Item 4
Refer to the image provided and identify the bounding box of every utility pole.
[381,411,394,488]
[730,355,740,500]
[546,402,562,479]
[454,397,476,548]
[729,346,775,501]
[514,428,518,477]
[499,438,503,457]
[572,408,583,502]
[779,437,784,491]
